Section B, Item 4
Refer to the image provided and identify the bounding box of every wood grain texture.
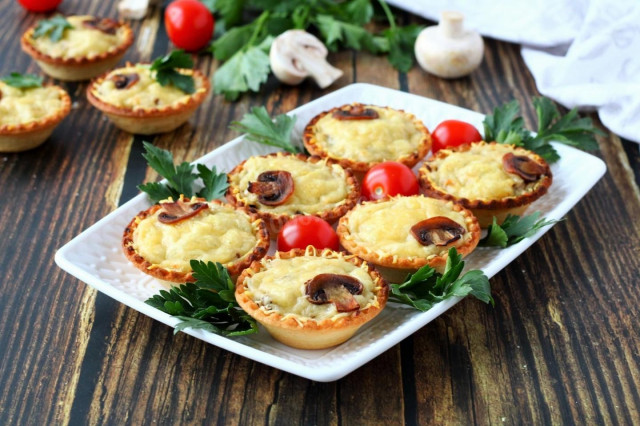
[0,1,639,425]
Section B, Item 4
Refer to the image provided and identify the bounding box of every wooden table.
[1,1,639,424]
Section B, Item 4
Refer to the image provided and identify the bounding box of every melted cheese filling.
[92,65,203,110]
[0,82,64,126]
[244,256,378,321]
[313,106,425,163]
[427,144,539,200]
[345,196,471,258]
[132,204,258,273]
[29,16,127,59]
[230,155,350,214]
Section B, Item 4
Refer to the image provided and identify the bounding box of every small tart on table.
[87,63,210,134]
[122,197,269,283]
[235,247,389,350]
[21,15,134,81]
[0,80,71,152]
[337,195,480,279]
[226,152,360,234]
[303,103,431,174]
[418,142,553,227]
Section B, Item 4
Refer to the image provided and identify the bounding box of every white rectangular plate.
[55,83,606,382]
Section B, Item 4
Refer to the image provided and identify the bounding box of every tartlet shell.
[225,152,361,235]
[303,103,432,173]
[235,248,389,350]
[122,199,270,283]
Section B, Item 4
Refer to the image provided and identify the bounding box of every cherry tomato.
[165,0,214,52]
[361,162,419,201]
[277,216,340,252]
[17,0,62,12]
[431,120,483,154]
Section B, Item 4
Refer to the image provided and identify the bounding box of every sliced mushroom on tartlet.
[21,15,134,81]
[0,79,71,152]
[226,152,360,234]
[303,103,431,174]
[418,142,553,227]
[86,63,210,134]
[122,197,269,283]
[235,247,389,350]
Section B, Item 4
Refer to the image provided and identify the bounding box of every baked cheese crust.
[0,82,66,127]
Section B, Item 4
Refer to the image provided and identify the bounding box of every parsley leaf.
[230,106,301,153]
[315,14,388,53]
[1,73,43,89]
[389,248,493,311]
[196,164,229,201]
[150,50,196,94]
[145,260,258,336]
[383,24,423,72]
[33,15,73,42]
[480,212,561,248]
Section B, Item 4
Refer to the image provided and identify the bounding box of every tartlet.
[122,197,269,283]
[337,195,480,277]
[303,103,431,173]
[235,247,389,349]
[87,63,210,134]
[21,15,134,81]
[418,142,553,227]
[0,80,71,152]
[226,152,360,234]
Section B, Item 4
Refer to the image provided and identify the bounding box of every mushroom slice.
[158,200,208,224]
[110,73,139,90]
[332,104,380,121]
[82,18,120,35]
[247,170,295,206]
[502,152,546,182]
[411,216,465,246]
[305,274,364,313]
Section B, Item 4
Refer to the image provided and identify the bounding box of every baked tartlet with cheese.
[0,80,71,152]
[87,63,210,134]
[226,152,360,234]
[21,15,134,81]
[337,195,480,276]
[235,248,389,349]
[418,142,553,227]
[122,197,269,283]
[303,103,431,173]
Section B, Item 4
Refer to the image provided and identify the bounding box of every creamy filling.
[0,82,64,126]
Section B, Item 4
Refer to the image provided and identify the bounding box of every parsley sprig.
[150,50,196,94]
[230,106,302,153]
[483,97,603,163]
[1,73,43,89]
[145,260,258,336]
[138,141,228,203]
[480,212,561,248]
[389,248,493,311]
[33,15,73,42]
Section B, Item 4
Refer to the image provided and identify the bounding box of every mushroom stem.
[294,48,344,89]
[440,11,464,38]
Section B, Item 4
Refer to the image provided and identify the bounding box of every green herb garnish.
[483,97,603,163]
[33,15,73,42]
[1,73,43,89]
[231,106,302,154]
[389,248,493,311]
[150,50,196,94]
[145,260,258,336]
[137,141,228,203]
[480,212,561,248]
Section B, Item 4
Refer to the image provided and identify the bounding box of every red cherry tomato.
[431,120,483,154]
[277,216,340,252]
[165,0,214,52]
[361,162,419,201]
[17,0,62,12]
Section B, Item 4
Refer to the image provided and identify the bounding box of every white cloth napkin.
[387,0,640,144]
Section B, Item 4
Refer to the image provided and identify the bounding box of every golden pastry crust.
[122,198,269,283]
[20,16,134,81]
[0,83,71,152]
[226,152,360,234]
[86,65,210,134]
[303,103,431,173]
[337,195,480,272]
[418,142,553,226]
[235,247,389,349]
